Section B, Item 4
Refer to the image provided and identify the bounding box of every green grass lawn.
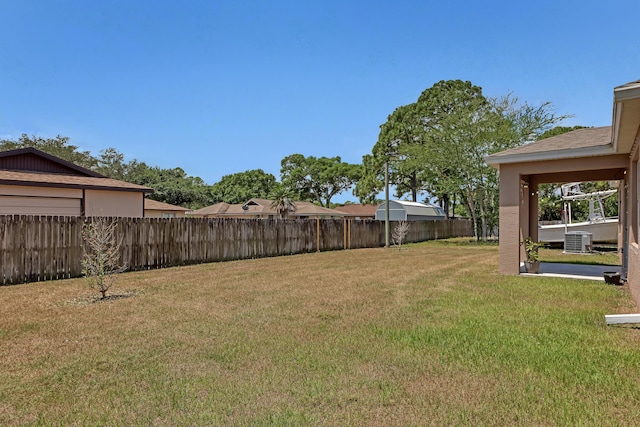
[1,240,639,426]
[539,246,622,266]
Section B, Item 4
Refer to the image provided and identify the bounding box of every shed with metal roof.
[375,200,446,221]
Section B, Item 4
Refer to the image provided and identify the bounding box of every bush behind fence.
[0,216,473,285]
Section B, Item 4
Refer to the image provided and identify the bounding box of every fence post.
[343,217,346,249]
[1,217,473,285]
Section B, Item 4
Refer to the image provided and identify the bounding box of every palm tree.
[269,186,297,219]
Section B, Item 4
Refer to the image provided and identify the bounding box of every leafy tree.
[537,125,587,140]
[97,152,214,209]
[95,147,128,180]
[210,169,277,204]
[0,135,214,209]
[354,154,385,204]
[95,149,214,209]
[538,184,562,222]
[416,80,492,233]
[356,103,430,204]
[361,80,567,240]
[377,103,428,202]
[141,167,212,208]
[280,154,362,207]
[536,126,596,223]
[0,134,97,169]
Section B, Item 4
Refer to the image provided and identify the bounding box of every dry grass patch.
[1,240,640,425]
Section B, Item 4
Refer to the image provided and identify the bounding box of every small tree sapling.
[392,221,410,250]
[81,217,126,299]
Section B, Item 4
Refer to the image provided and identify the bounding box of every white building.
[375,200,446,221]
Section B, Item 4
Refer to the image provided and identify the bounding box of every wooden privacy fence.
[0,216,473,285]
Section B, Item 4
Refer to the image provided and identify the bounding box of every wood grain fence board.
[0,217,7,284]
[0,216,473,285]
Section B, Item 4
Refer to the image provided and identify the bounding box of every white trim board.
[605,314,640,325]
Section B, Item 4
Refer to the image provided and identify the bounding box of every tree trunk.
[451,193,456,219]
[479,198,488,241]
[411,172,418,202]
[465,190,479,240]
[442,194,450,218]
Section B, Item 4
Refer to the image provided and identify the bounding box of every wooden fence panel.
[0,217,11,283]
[0,216,472,285]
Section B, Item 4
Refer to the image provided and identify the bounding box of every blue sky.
[1,0,639,202]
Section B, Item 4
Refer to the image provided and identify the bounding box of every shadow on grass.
[423,237,499,247]
[539,247,621,267]
[540,258,620,267]
[64,289,142,306]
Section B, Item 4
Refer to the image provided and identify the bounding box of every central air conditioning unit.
[564,231,593,253]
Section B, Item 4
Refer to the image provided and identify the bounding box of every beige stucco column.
[618,176,627,264]
[528,179,539,243]
[498,165,523,274]
[496,155,628,277]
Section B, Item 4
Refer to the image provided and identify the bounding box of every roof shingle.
[488,126,612,159]
[0,169,152,192]
[144,199,190,211]
[333,204,378,216]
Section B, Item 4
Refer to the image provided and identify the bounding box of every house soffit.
[486,126,614,167]
[613,95,640,154]
[486,144,616,167]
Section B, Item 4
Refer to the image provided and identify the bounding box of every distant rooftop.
[188,198,347,217]
[615,80,640,90]
[144,199,190,211]
[332,204,377,216]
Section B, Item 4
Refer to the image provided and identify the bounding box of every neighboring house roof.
[189,198,347,218]
[247,198,272,206]
[188,202,231,216]
[239,198,346,217]
[333,204,378,216]
[226,202,266,216]
[242,198,274,215]
[486,126,615,166]
[188,200,272,217]
[0,147,152,193]
[0,169,152,192]
[615,80,640,90]
[0,147,105,177]
[144,199,190,212]
[292,202,346,217]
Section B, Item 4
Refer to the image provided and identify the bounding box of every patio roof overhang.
[486,80,640,169]
[485,126,617,168]
[512,154,628,184]
[486,144,616,167]
[484,79,640,309]
[613,80,640,154]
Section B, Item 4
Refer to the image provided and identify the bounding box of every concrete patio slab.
[519,262,623,281]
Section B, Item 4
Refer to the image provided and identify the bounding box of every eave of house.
[613,81,640,154]
[0,179,153,193]
[486,144,616,168]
